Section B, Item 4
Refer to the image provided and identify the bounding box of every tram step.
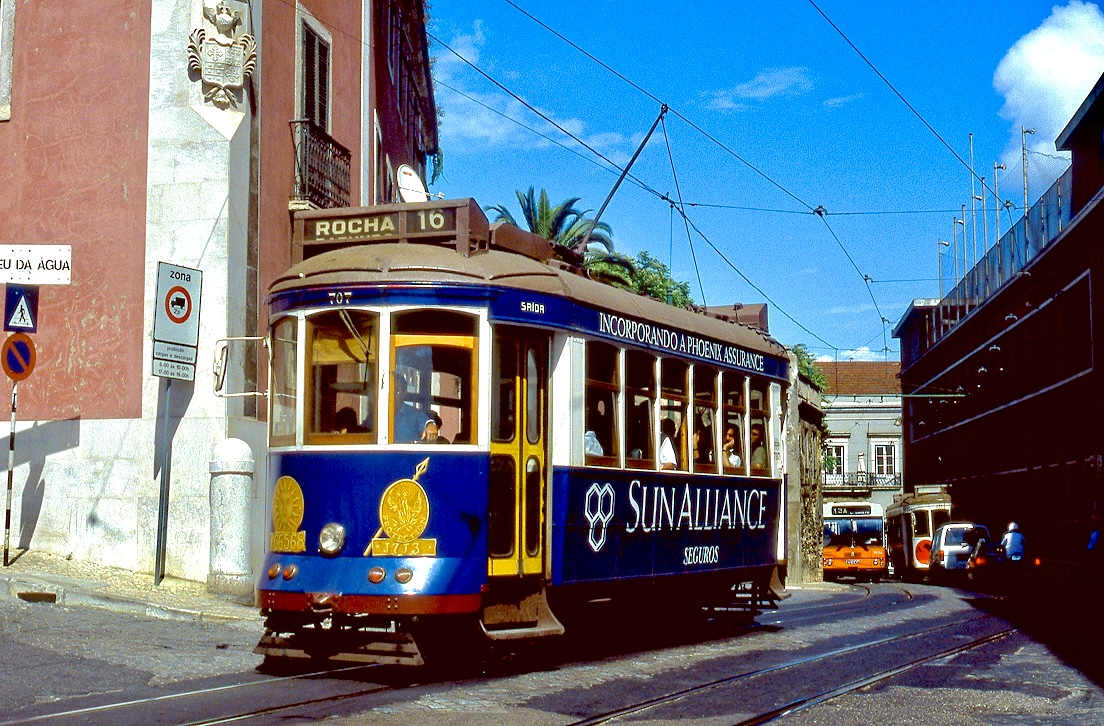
[481,589,565,641]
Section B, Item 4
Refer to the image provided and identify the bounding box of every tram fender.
[769,565,790,600]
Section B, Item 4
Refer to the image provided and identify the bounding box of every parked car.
[929,522,990,583]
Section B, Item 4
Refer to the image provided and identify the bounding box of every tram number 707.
[328,291,353,305]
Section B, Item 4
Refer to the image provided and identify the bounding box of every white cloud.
[704,67,814,112]
[825,303,879,315]
[824,93,863,110]
[816,347,885,362]
[432,22,636,161]
[994,2,1104,173]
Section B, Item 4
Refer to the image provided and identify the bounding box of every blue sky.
[424,1,1104,361]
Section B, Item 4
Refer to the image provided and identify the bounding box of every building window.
[825,443,845,475]
[300,17,331,131]
[872,440,898,484]
[0,0,14,121]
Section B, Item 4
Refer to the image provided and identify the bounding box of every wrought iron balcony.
[290,120,351,210]
[823,472,902,490]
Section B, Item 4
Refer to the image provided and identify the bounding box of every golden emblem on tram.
[270,476,307,553]
[365,457,438,557]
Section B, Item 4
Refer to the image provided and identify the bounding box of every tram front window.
[305,310,379,444]
[270,316,298,447]
[391,310,477,445]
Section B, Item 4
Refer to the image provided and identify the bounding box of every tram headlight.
[318,523,346,556]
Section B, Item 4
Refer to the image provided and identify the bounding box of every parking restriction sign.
[2,333,36,381]
[152,263,202,381]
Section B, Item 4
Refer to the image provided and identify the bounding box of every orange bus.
[822,502,887,582]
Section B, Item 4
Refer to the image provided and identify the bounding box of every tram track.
[566,614,1011,726]
[6,582,954,725]
[0,663,389,726]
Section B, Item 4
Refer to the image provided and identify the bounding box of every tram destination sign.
[0,245,72,285]
[304,207,457,242]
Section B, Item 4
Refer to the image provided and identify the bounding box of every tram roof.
[271,209,788,361]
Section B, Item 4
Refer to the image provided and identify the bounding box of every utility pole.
[938,239,950,299]
[969,133,978,268]
[994,163,1006,283]
[1022,126,1035,241]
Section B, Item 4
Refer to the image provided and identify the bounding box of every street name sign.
[152,262,202,382]
[0,246,71,285]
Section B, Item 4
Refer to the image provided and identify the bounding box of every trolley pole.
[3,381,17,566]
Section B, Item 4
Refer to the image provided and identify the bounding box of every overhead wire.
[806,0,1006,206]
[501,0,815,213]
[432,30,843,352]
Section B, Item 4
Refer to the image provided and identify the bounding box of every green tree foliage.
[485,187,613,255]
[791,343,828,391]
[486,190,699,309]
[584,250,636,290]
[629,251,694,307]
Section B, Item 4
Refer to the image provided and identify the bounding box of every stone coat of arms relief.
[187,0,257,109]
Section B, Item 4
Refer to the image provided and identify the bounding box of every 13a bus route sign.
[2,332,36,382]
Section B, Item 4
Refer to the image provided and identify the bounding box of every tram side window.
[659,358,688,471]
[913,511,930,538]
[391,310,477,445]
[721,372,746,475]
[585,342,619,466]
[305,310,379,444]
[932,508,951,532]
[693,365,718,474]
[625,350,655,469]
[270,316,298,447]
[749,377,770,476]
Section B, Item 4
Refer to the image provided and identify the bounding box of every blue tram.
[251,199,790,665]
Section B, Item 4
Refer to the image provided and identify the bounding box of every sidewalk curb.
[1,574,263,625]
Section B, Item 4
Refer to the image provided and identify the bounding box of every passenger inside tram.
[750,424,767,470]
[660,417,679,470]
[693,412,714,465]
[335,407,362,434]
[723,426,743,467]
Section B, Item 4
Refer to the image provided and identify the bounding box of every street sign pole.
[154,378,173,585]
[4,381,17,567]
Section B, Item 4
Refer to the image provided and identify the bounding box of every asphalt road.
[1,581,1101,724]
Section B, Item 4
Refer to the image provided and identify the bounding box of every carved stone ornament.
[187,1,257,109]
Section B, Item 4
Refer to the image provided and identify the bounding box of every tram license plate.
[845,559,861,565]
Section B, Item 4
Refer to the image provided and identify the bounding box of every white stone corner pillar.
[208,437,255,604]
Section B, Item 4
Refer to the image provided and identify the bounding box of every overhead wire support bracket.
[575,104,669,254]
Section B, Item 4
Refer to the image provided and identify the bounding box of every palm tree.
[485,187,614,255]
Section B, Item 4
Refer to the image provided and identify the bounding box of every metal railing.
[936,166,1072,340]
[290,120,351,209]
[823,472,902,489]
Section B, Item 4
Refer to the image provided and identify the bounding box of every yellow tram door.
[488,328,548,577]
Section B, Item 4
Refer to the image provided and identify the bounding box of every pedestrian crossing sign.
[5,284,39,333]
